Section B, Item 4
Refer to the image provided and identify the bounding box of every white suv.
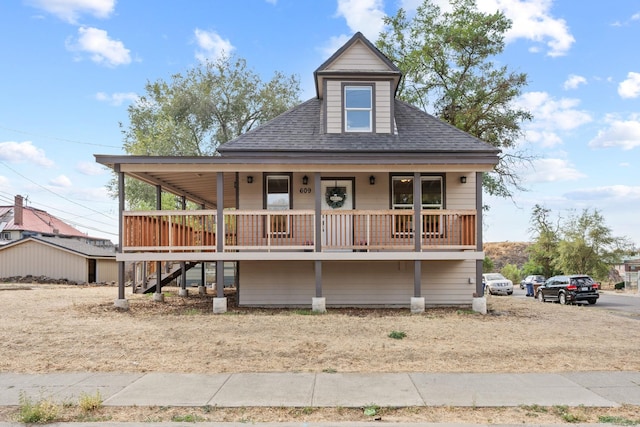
[482,273,513,296]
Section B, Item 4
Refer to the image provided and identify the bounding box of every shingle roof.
[0,235,116,258]
[0,205,88,237]
[218,98,500,156]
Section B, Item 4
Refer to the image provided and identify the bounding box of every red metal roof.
[0,205,87,238]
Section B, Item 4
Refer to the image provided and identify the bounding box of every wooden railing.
[122,209,476,253]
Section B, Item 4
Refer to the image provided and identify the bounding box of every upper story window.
[344,85,372,132]
[264,174,292,235]
[391,176,443,210]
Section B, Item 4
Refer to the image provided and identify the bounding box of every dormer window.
[344,85,372,132]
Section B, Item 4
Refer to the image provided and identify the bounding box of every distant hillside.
[483,241,531,272]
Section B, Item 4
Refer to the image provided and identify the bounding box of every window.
[391,175,443,236]
[344,85,372,132]
[1,232,10,240]
[265,174,291,235]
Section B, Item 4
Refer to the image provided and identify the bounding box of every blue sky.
[1,0,639,247]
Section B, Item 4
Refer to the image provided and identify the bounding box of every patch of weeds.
[388,330,406,339]
[182,308,201,315]
[322,368,337,373]
[521,404,548,415]
[201,404,214,413]
[552,405,585,423]
[78,391,103,412]
[363,404,380,417]
[456,309,477,315]
[171,413,206,422]
[598,415,640,425]
[16,392,60,424]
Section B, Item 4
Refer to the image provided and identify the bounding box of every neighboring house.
[0,236,117,283]
[95,32,500,312]
[613,256,640,289]
[0,194,117,283]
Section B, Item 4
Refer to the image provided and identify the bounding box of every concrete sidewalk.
[1,371,640,408]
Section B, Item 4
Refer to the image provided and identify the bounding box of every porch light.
[302,175,309,185]
[247,176,254,184]
[369,175,375,185]
[460,176,467,184]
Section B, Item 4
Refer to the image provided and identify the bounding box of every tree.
[111,54,301,209]
[556,209,633,280]
[377,0,532,198]
[526,204,561,279]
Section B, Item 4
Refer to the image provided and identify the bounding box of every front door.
[321,179,354,250]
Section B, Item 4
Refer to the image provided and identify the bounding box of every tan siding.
[422,260,476,305]
[238,259,477,307]
[325,41,389,71]
[96,259,118,283]
[0,240,87,282]
[374,81,391,133]
[325,80,342,133]
[446,173,476,210]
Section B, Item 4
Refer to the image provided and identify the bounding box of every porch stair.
[135,261,198,294]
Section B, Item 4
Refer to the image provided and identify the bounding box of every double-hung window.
[344,85,372,132]
[265,174,291,235]
[391,175,443,236]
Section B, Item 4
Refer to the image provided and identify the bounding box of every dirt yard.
[1,283,639,424]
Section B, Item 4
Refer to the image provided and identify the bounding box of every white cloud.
[76,161,106,176]
[66,26,131,67]
[588,118,640,150]
[563,74,587,90]
[27,0,115,24]
[49,175,72,188]
[95,91,138,106]
[517,91,592,134]
[194,29,234,63]
[523,130,562,148]
[476,0,575,57]
[335,0,385,40]
[527,158,586,183]
[564,185,640,201]
[618,72,640,99]
[0,141,53,167]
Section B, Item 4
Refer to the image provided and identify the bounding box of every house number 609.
[299,187,312,194]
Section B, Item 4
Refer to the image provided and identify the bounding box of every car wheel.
[507,291,513,295]
[537,291,544,302]
[559,292,567,305]
[588,299,597,305]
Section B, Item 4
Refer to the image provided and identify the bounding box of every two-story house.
[96,32,500,313]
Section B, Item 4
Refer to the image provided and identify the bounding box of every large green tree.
[525,204,561,278]
[111,54,301,209]
[377,0,532,198]
[556,209,633,280]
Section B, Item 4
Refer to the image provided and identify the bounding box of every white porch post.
[312,172,325,312]
[473,171,487,314]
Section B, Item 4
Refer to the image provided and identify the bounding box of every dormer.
[314,32,402,135]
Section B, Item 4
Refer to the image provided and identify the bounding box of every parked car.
[536,275,599,305]
[520,275,546,289]
[482,273,514,296]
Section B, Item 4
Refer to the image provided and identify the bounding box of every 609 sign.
[299,187,312,194]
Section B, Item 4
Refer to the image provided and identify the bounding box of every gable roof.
[0,235,116,258]
[218,98,500,160]
[314,32,402,98]
[0,205,88,238]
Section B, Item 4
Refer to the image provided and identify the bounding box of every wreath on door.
[325,186,347,209]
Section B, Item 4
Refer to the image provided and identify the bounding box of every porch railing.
[122,209,476,253]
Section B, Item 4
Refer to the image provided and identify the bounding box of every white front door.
[321,179,353,249]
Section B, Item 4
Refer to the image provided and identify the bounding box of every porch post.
[198,203,206,296]
[153,185,164,302]
[114,165,129,310]
[312,172,326,312]
[178,195,188,297]
[411,172,425,313]
[472,171,487,314]
[213,172,227,313]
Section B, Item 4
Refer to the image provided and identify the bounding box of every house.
[0,195,117,283]
[95,32,500,312]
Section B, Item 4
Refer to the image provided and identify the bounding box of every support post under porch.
[114,165,129,310]
[311,172,325,313]
[153,185,164,302]
[411,172,425,313]
[213,171,227,313]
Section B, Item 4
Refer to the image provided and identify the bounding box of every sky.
[0,0,639,247]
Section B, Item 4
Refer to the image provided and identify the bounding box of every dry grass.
[1,283,639,424]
